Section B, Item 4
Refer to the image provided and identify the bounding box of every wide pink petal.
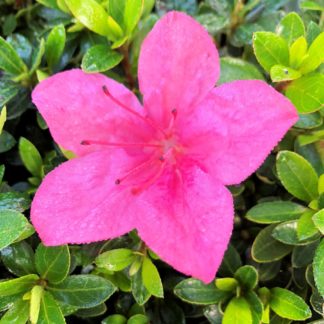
[138,11,219,127]
[32,69,151,156]
[136,165,233,283]
[31,150,146,245]
[190,80,298,185]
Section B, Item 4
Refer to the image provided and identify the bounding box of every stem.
[119,44,136,90]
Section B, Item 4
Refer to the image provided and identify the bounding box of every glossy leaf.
[131,268,151,306]
[223,297,252,324]
[30,285,44,324]
[313,209,324,234]
[35,243,70,284]
[253,32,289,72]
[102,314,127,324]
[38,291,66,324]
[252,225,293,262]
[0,274,38,297]
[0,192,31,212]
[127,314,149,324]
[96,248,135,272]
[45,24,66,70]
[245,291,263,324]
[0,210,32,250]
[234,266,258,290]
[313,239,324,298]
[278,12,305,45]
[48,275,116,308]
[276,151,318,202]
[297,210,318,240]
[269,287,312,320]
[246,201,306,224]
[81,45,123,73]
[124,0,143,35]
[215,278,238,291]
[174,278,230,305]
[270,65,301,82]
[29,39,45,77]
[141,257,163,298]
[289,36,307,69]
[0,299,29,324]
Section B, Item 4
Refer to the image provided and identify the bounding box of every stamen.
[168,108,178,130]
[102,86,167,137]
[131,160,166,195]
[115,156,163,186]
[80,139,162,149]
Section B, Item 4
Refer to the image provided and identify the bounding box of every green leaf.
[245,291,264,324]
[102,314,127,324]
[38,291,66,324]
[45,24,66,70]
[289,36,308,69]
[313,209,324,234]
[0,106,7,134]
[252,225,293,262]
[204,304,223,324]
[0,299,29,324]
[299,32,324,74]
[19,137,43,177]
[196,13,228,36]
[218,57,264,85]
[253,32,289,72]
[141,257,163,298]
[131,268,151,306]
[218,244,242,276]
[1,241,36,276]
[306,21,321,44]
[294,111,322,129]
[223,297,252,324]
[273,220,319,245]
[29,39,45,77]
[81,45,123,73]
[96,248,135,271]
[276,151,319,202]
[124,0,143,35]
[0,79,19,107]
[301,0,324,10]
[0,192,31,212]
[174,278,230,305]
[30,285,44,324]
[65,0,111,36]
[246,201,306,224]
[74,303,107,317]
[297,210,318,240]
[127,314,149,324]
[269,287,312,320]
[278,12,305,45]
[0,37,27,76]
[234,266,258,290]
[0,131,16,153]
[270,65,301,82]
[215,278,238,291]
[48,275,116,308]
[0,274,39,297]
[0,210,32,250]
[314,239,324,298]
[35,243,70,284]
[292,240,319,268]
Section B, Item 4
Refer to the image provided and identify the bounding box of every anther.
[80,140,90,145]
[115,179,121,185]
[171,108,177,116]
[159,156,165,161]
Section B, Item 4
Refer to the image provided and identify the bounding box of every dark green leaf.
[131,268,151,306]
[218,244,242,276]
[35,243,70,284]
[0,299,29,324]
[252,225,293,262]
[295,112,323,129]
[38,291,65,324]
[174,278,230,305]
[0,131,16,153]
[234,266,258,290]
[0,79,19,107]
[0,274,39,297]
[0,192,31,212]
[292,240,319,268]
[48,275,116,308]
[313,239,324,298]
[74,303,107,317]
[245,291,263,324]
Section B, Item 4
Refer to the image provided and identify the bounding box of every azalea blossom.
[31,11,297,282]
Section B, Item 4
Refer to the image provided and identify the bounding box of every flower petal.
[138,11,219,125]
[193,80,298,185]
[136,165,233,283]
[32,69,150,156]
[31,150,144,245]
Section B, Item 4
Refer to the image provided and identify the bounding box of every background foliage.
[0,0,323,323]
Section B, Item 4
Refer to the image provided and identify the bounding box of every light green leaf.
[270,287,312,320]
[223,297,252,324]
[278,12,305,45]
[270,65,301,82]
[174,278,230,305]
[313,239,324,298]
[131,269,151,306]
[0,210,32,250]
[276,151,319,202]
[246,201,306,224]
[215,278,238,292]
[127,314,149,324]
[124,0,143,35]
[0,299,29,324]
[141,257,163,298]
[48,275,116,308]
[35,243,70,284]
[30,285,44,324]
[313,209,324,234]
[286,73,324,113]
[297,210,318,240]
[45,24,66,70]
[0,274,39,297]
[96,248,135,271]
[102,314,127,324]
[252,225,293,262]
[0,36,27,76]
[65,0,111,36]
[289,36,308,69]
[81,44,123,73]
[300,0,324,11]
[38,291,66,324]
[253,32,289,72]
[19,137,43,178]
[245,291,264,324]
[299,32,324,74]
[0,106,7,134]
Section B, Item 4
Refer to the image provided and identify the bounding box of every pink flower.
[31,11,297,283]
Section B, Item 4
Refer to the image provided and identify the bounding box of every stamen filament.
[102,86,167,137]
[81,140,162,149]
